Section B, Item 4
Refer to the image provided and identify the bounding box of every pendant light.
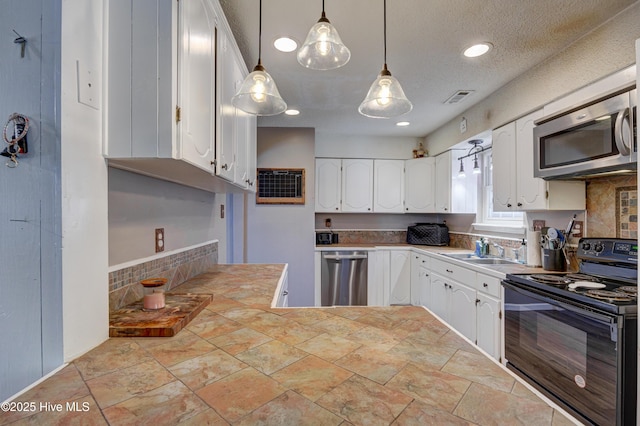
[232,0,287,116]
[297,0,351,70]
[358,0,412,118]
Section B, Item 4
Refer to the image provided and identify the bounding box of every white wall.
[108,169,224,265]
[425,2,640,154]
[61,0,109,361]
[316,134,420,159]
[247,128,315,306]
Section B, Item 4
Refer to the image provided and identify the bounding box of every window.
[474,150,524,232]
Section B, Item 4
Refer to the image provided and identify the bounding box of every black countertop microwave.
[533,86,636,180]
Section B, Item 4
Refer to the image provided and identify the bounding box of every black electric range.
[506,238,637,315]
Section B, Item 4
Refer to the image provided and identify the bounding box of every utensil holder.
[542,248,566,271]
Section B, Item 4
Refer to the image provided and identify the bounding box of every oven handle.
[502,281,619,327]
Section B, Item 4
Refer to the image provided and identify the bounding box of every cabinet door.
[491,122,516,211]
[389,250,411,305]
[235,107,249,187]
[216,27,237,181]
[315,159,342,212]
[449,281,477,342]
[434,152,451,213]
[342,159,373,212]
[245,114,257,191]
[179,0,216,172]
[429,273,449,321]
[410,253,430,306]
[404,158,435,212]
[515,110,546,210]
[373,160,404,213]
[476,293,500,360]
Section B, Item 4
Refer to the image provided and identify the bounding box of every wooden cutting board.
[109,293,212,337]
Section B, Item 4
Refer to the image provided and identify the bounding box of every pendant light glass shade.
[359,65,412,118]
[358,0,412,119]
[297,10,350,70]
[231,0,286,116]
[233,63,287,116]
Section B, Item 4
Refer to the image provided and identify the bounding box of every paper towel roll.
[527,230,542,267]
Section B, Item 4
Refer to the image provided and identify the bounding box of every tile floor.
[0,265,579,425]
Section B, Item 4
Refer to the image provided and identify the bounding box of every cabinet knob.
[282,290,288,296]
[221,163,229,170]
[517,202,522,207]
[475,298,480,305]
[446,269,453,273]
[367,208,371,211]
[483,283,488,288]
[507,203,512,207]
[210,161,215,166]
[335,207,339,211]
[406,207,409,211]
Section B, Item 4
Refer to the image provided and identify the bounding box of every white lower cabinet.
[426,256,503,361]
[388,250,412,305]
[475,272,502,360]
[275,268,289,307]
[410,252,430,306]
[429,273,476,342]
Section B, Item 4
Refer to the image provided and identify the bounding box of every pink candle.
[143,291,165,310]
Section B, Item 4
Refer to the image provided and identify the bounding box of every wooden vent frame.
[256,168,306,205]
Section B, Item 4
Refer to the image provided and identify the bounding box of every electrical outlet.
[220,204,225,219]
[571,221,584,238]
[155,228,165,253]
[325,218,331,228]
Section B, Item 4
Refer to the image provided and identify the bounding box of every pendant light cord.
[258,0,263,65]
[383,0,387,67]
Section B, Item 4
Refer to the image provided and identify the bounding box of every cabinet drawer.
[431,258,476,285]
[476,273,501,298]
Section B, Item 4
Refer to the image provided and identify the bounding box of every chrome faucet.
[493,243,505,258]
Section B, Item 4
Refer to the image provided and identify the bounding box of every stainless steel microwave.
[533,87,636,179]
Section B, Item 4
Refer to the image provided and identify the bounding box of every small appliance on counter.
[406,223,449,246]
[316,231,338,245]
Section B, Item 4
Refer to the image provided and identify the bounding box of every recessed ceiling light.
[463,42,493,58]
[396,121,410,127]
[274,37,297,53]
[285,109,300,116]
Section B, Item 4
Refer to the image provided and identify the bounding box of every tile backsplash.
[586,175,637,238]
[108,242,218,311]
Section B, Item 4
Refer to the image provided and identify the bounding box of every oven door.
[533,90,636,179]
[503,281,621,426]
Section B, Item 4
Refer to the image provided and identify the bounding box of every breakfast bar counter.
[1,264,576,425]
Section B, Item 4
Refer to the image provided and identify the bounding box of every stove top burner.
[530,274,571,285]
[565,273,600,282]
[584,289,636,302]
[617,286,638,295]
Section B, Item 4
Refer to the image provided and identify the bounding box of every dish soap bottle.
[517,239,527,264]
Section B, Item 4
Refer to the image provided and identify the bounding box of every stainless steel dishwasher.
[321,251,368,306]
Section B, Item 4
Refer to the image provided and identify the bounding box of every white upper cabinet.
[179,0,216,171]
[492,110,585,211]
[404,157,435,213]
[315,158,342,212]
[342,159,374,212]
[104,0,256,193]
[373,160,405,213]
[216,27,238,182]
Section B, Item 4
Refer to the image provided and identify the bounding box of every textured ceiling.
[219,0,636,138]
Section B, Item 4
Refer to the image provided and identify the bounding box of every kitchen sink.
[464,258,519,265]
[440,252,519,265]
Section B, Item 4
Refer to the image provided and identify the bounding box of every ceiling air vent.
[444,90,474,104]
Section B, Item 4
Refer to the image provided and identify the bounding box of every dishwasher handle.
[323,254,368,260]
